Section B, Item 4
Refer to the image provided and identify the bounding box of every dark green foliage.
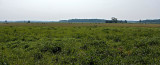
[0,26,160,64]
[51,47,61,54]
[34,52,43,60]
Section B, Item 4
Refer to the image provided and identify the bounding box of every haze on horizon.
[0,0,160,21]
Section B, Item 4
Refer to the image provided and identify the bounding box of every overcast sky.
[0,0,160,21]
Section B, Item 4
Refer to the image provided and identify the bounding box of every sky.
[0,0,160,21]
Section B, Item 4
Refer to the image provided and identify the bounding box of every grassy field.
[0,23,160,65]
[1,23,160,27]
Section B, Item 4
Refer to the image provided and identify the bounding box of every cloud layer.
[0,0,160,21]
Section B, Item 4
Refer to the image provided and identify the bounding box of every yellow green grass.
[0,23,160,64]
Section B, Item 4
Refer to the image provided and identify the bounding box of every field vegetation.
[0,23,160,64]
[1,23,160,27]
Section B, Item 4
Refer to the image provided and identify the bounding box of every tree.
[28,20,30,23]
[139,20,142,23]
[5,20,7,23]
[111,17,118,23]
[119,20,123,23]
[124,20,127,23]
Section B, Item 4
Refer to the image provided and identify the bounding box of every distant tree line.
[59,19,106,23]
[138,19,160,24]
[59,18,127,23]
[2,20,31,23]
[105,17,127,23]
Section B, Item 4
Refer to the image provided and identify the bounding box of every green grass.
[0,26,160,65]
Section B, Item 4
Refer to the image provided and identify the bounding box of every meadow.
[0,23,160,65]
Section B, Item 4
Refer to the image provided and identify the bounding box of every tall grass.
[0,25,160,64]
